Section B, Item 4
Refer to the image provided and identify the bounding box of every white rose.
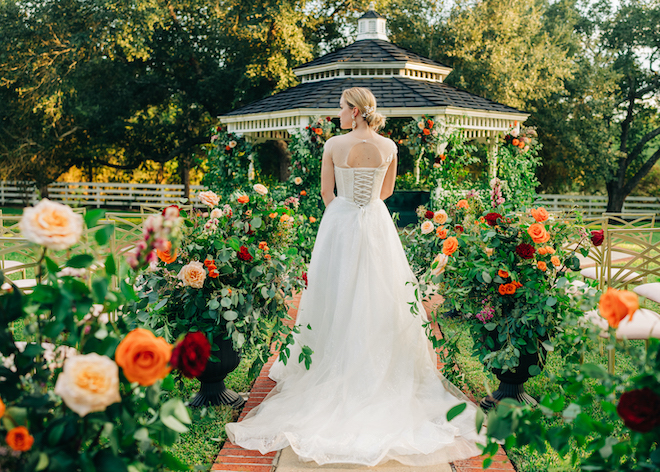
[293,177,303,185]
[210,208,223,219]
[431,254,449,276]
[433,210,448,225]
[228,140,237,148]
[198,191,220,207]
[421,221,434,234]
[417,121,425,130]
[177,261,206,289]
[20,199,84,250]
[54,353,121,417]
[253,184,268,196]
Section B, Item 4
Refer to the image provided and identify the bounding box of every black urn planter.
[480,344,546,411]
[189,336,245,409]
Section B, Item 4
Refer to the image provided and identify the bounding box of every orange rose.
[6,426,34,452]
[527,223,550,244]
[300,190,307,196]
[309,216,316,223]
[457,199,469,209]
[442,236,458,256]
[269,212,278,218]
[156,241,178,264]
[530,207,550,223]
[237,195,249,204]
[0,397,4,418]
[537,261,547,271]
[512,280,523,288]
[259,241,268,250]
[314,127,323,135]
[498,283,516,295]
[264,254,271,260]
[436,227,448,239]
[498,269,509,278]
[545,246,556,255]
[427,119,434,128]
[550,256,561,267]
[115,328,172,386]
[538,247,548,255]
[599,288,639,328]
[512,138,520,146]
[423,128,430,135]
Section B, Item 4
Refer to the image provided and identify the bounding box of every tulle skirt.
[225,196,485,466]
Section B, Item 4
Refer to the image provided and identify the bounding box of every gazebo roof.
[225,77,521,116]
[294,39,449,71]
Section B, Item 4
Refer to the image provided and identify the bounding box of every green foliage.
[0,209,191,471]
[496,127,542,209]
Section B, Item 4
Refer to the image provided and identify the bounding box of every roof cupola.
[356,3,389,42]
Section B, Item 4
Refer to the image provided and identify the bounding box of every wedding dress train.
[226,137,485,466]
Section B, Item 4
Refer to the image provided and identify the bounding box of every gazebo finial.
[357,3,389,42]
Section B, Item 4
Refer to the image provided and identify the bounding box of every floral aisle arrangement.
[421,203,596,404]
[481,289,660,471]
[0,199,202,471]
[128,187,312,390]
[203,126,259,199]
[494,127,541,209]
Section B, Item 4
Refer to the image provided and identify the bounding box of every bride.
[225,87,485,466]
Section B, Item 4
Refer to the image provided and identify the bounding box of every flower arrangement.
[423,203,588,374]
[204,125,259,199]
[0,199,202,471]
[481,289,660,470]
[129,187,313,380]
[494,126,541,209]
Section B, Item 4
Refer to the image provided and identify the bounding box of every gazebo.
[220,4,529,147]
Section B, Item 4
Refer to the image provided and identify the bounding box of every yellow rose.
[253,184,268,196]
[420,221,434,234]
[177,261,207,289]
[433,210,448,225]
[198,191,220,207]
[54,353,121,417]
[19,198,83,250]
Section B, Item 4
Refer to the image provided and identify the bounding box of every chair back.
[104,212,149,255]
[562,215,608,269]
[602,213,656,242]
[140,204,194,215]
[604,228,660,289]
[0,237,43,281]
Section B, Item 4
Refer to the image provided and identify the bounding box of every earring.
[352,118,356,129]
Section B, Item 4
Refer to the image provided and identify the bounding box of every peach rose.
[6,426,34,452]
[237,195,250,204]
[436,227,448,239]
[484,247,494,257]
[530,207,550,223]
[280,214,291,223]
[293,177,303,185]
[269,212,278,218]
[54,353,121,417]
[527,223,551,244]
[431,253,449,276]
[421,221,434,234]
[115,328,172,386]
[253,184,268,196]
[177,261,207,289]
[457,199,469,209]
[20,199,83,250]
[433,210,448,225]
[599,288,639,328]
[537,261,547,271]
[442,236,459,256]
[545,246,556,255]
[198,191,220,207]
[210,208,223,219]
[550,256,561,267]
[538,247,548,255]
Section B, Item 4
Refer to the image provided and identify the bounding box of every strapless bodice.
[334,156,392,208]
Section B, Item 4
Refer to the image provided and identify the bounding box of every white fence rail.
[0,181,206,208]
[536,194,660,218]
[2,181,660,216]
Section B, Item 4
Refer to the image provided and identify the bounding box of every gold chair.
[0,237,43,293]
[139,203,194,215]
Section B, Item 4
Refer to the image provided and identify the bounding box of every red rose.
[591,229,604,247]
[302,272,308,288]
[485,213,503,227]
[616,387,660,433]
[161,205,180,216]
[170,332,211,378]
[237,246,253,262]
[425,210,434,220]
[326,116,331,122]
[455,225,464,234]
[516,243,536,259]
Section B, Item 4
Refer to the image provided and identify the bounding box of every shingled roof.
[294,40,450,70]
[224,77,523,116]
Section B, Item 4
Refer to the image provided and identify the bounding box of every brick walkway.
[213,293,516,472]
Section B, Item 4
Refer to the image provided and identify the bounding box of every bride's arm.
[380,143,398,200]
[320,140,336,207]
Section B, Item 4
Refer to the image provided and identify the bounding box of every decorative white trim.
[295,62,452,83]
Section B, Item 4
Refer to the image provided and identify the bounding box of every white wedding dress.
[226,136,485,466]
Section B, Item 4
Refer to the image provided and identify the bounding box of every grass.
[164,347,261,471]
[439,316,644,472]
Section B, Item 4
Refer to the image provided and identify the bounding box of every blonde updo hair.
[341,87,386,131]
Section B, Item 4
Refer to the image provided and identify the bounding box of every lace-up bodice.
[332,137,396,208]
